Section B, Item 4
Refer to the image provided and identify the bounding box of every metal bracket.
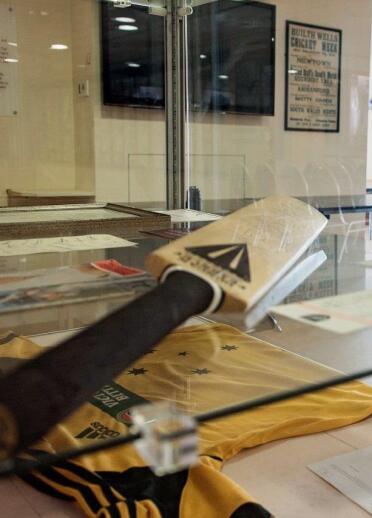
[109,0,166,11]
[178,1,193,16]
[131,401,198,476]
[149,6,167,16]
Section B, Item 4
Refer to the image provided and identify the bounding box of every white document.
[309,446,372,514]
[155,209,221,223]
[273,290,372,334]
[0,208,135,224]
[0,234,137,256]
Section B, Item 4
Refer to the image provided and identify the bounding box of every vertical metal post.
[165,0,186,209]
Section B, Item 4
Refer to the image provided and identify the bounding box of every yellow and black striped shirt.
[1,324,372,517]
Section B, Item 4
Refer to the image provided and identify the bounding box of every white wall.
[271,0,370,196]
[1,0,370,204]
[90,0,372,203]
[0,0,76,199]
[367,15,372,182]
[71,0,95,192]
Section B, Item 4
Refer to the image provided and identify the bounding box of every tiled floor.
[223,423,372,518]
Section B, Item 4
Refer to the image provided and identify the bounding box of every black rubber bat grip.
[0,271,213,455]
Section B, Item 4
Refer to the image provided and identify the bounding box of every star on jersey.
[186,243,250,281]
[191,368,211,375]
[127,368,148,376]
[221,345,238,351]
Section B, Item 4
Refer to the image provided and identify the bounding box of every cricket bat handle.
[0,271,213,457]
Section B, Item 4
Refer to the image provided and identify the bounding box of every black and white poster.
[285,21,342,132]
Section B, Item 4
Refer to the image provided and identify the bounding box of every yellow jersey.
[1,324,372,517]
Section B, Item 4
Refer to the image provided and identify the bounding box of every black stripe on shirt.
[0,333,17,346]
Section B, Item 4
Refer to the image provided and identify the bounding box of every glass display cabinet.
[1,1,372,517]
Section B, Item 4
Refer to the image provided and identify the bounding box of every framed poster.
[285,21,342,132]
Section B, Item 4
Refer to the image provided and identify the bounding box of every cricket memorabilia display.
[0,196,327,456]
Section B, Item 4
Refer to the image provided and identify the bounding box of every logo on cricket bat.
[185,244,251,282]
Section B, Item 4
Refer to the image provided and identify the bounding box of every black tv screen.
[101,2,165,108]
[101,0,276,115]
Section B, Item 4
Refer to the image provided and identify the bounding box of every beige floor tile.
[223,433,370,517]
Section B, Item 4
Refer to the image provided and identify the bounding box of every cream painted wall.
[71,0,95,192]
[94,105,166,203]
[0,0,77,199]
[269,0,370,196]
[189,0,372,198]
[1,0,370,204]
[90,1,166,204]
[367,16,372,182]
[91,0,372,203]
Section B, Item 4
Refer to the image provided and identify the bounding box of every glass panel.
[184,0,372,403]
[0,0,167,334]
[185,0,275,211]
[0,0,166,207]
[2,1,372,504]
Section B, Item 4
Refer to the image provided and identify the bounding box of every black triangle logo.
[186,244,250,281]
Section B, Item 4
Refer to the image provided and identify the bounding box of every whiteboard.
[0,3,18,116]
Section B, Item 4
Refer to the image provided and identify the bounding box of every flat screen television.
[101,0,276,115]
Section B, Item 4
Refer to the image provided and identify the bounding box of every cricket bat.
[0,196,327,457]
